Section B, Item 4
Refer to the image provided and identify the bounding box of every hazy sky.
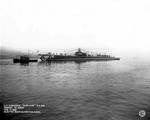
[1,0,150,54]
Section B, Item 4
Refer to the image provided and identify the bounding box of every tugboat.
[39,48,120,62]
[13,56,38,63]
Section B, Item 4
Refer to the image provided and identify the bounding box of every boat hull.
[13,59,38,63]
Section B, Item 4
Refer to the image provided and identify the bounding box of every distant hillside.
[0,47,38,59]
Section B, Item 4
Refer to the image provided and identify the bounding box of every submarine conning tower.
[75,48,87,56]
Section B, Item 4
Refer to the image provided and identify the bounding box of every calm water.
[1,58,150,120]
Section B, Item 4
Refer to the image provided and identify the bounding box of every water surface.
[1,58,150,120]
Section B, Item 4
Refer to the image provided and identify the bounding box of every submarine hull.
[44,56,120,62]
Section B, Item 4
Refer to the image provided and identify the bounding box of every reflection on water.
[1,59,150,120]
